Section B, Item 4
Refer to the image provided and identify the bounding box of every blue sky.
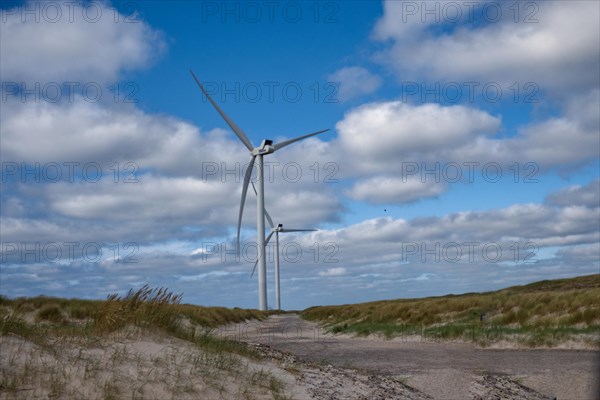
[1,0,599,309]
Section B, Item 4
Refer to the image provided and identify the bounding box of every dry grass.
[302,274,600,346]
[1,286,270,340]
[0,286,290,399]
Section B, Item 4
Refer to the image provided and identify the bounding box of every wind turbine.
[250,182,317,310]
[190,70,328,311]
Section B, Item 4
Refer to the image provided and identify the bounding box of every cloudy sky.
[1,1,598,310]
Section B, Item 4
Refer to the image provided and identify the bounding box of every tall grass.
[0,287,293,398]
[302,274,600,346]
[35,304,67,324]
[94,286,184,333]
[0,285,270,356]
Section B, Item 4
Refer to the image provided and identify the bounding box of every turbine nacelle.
[252,140,275,156]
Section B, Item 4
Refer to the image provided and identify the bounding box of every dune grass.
[0,286,280,370]
[1,286,273,355]
[0,286,286,399]
[301,274,600,347]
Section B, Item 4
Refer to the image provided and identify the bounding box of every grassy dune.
[0,286,289,399]
[0,286,271,348]
[301,274,600,347]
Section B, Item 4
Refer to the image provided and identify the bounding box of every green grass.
[302,274,600,346]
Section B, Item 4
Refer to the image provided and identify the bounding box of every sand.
[2,314,598,399]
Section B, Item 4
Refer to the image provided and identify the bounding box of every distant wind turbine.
[250,182,317,310]
[190,70,328,311]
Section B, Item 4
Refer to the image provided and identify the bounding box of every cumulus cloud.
[0,86,348,177]
[506,90,600,168]
[347,175,447,204]
[334,91,599,176]
[545,179,600,208]
[365,2,600,175]
[2,179,598,307]
[335,101,501,173]
[0,96,347,200]
[0,99,207,166]
[373,1,600,94]
[44,176,233,221]
[306,182,600,264]
[327,66,381,101]
[342,2,600,181]
[0,95,342,252]
[0,176,341,249]
[279,180,598,305]
[0,1,165,83]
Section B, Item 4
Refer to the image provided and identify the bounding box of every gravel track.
[223,314,600,400]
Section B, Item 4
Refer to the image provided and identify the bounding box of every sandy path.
[221,314,600,400]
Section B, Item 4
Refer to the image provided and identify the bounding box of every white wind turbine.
[190,70,328,311]
[250,182,317,310]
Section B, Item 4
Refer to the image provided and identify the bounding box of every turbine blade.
[190,70,254,151]
[280,229,318,232]
[250,259,258,278]
[251,181,275,229]
[265,231,275,246]
[250,231,274,278]
[264,208,275,230]
[238,156,256,251]
[273,129,329,151]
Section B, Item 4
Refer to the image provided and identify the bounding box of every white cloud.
[1,1,165,83]
[506,90,600,168]
[2,180,598,308]
[0,99,242,170]
[191,247,209,256]
[327,66,381,101]
[348,175,447,204]
[400,273,435,283]
[39,173,341,230]
[319,267,347,277]
[555,244,600,265]
[334,91,599,176]
[0,94,343,228]
[374,1,600,93]
[546,179,600,208]
[367,2,600,176]
[177,270,232,282]
[2,100,153,163]
[44,175,233,221]
[308,181,600,261]
[336,101,501,173]
[372,0,436,40]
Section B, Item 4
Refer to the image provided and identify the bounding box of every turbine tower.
[250,182,317,310]
[190,70,328,311]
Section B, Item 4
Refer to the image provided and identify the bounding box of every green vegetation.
[35,304,67,324]
[1,285,271,353]
[302,274,600,346]
[0,286,287,399]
